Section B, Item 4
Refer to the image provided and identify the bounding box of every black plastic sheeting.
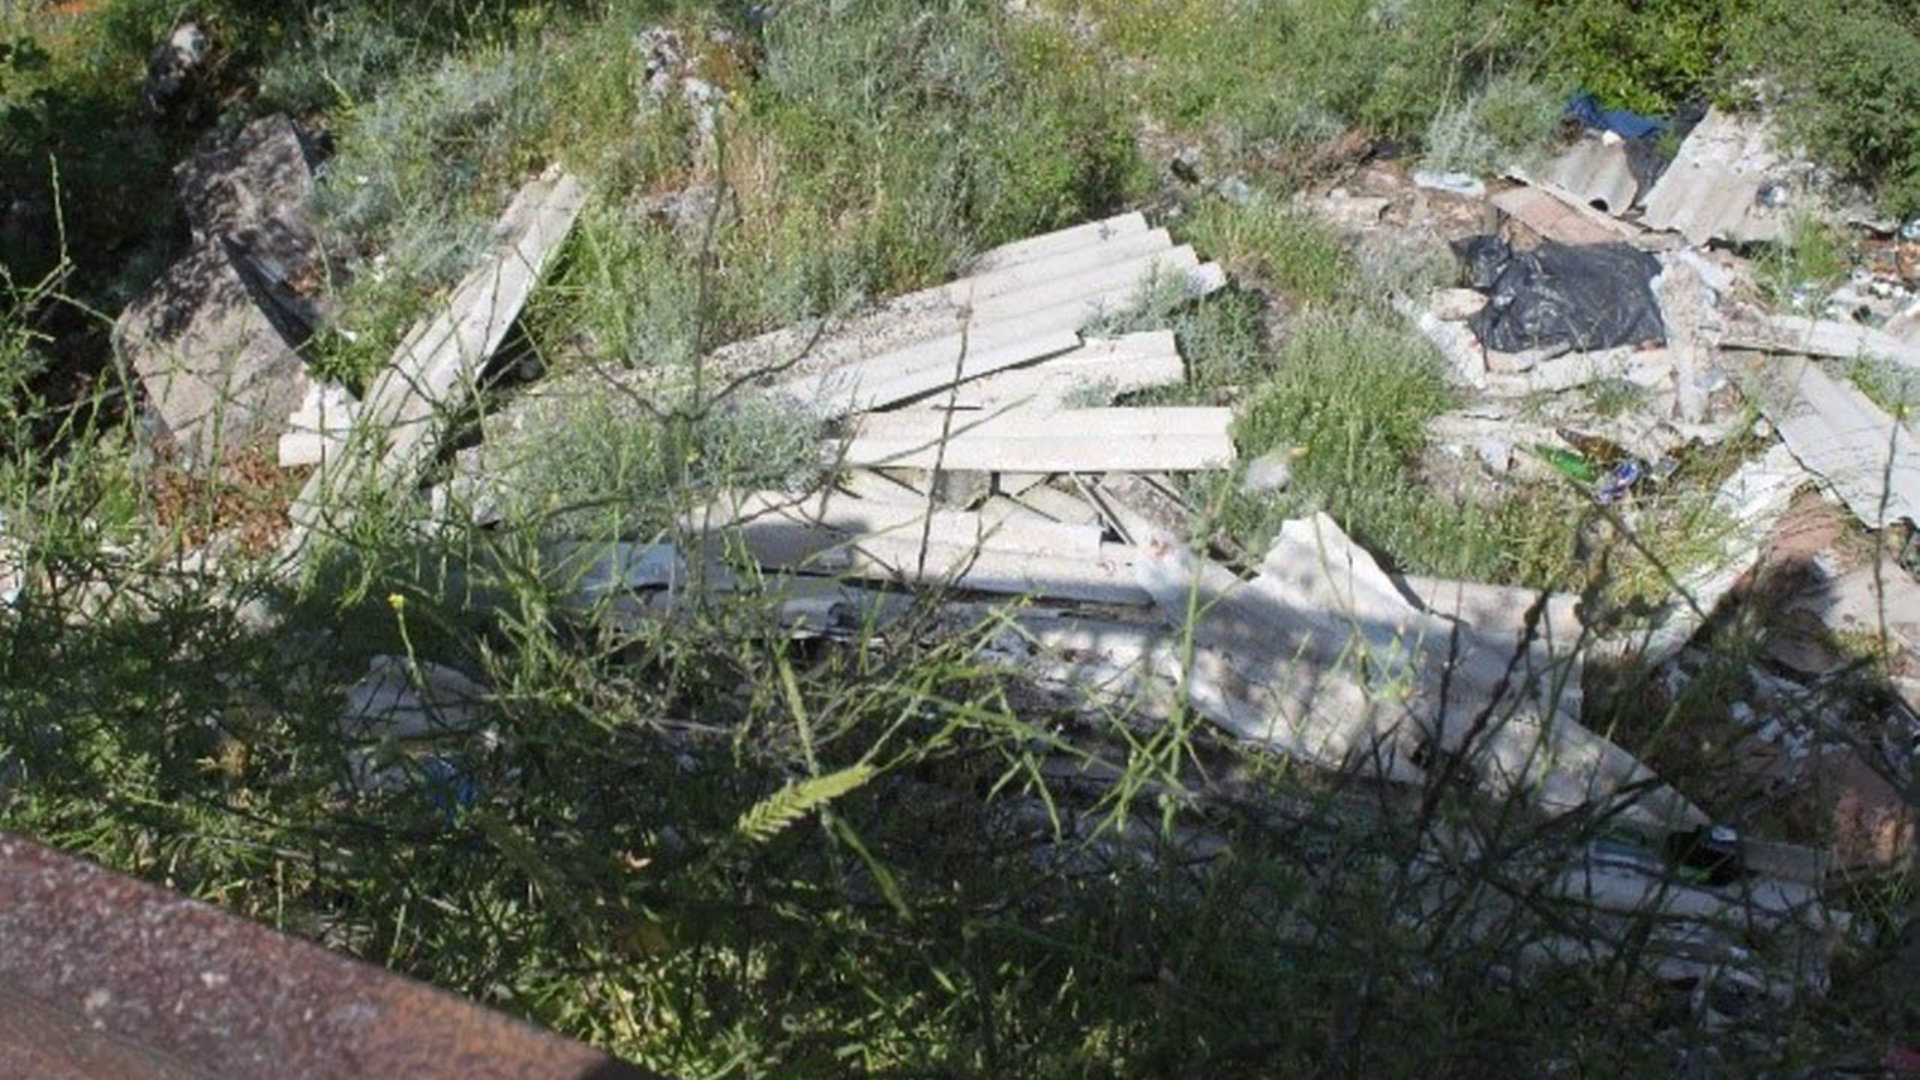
[1453,236,1666,353]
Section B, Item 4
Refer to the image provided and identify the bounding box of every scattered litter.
[1454,236,1666,353]
[1414,170,1487,200]
[1532,443,1600,484]
[1594,459,1645,504]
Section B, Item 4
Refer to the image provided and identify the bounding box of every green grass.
[1758,214,1852,309]
[1179,195,1357,309]
[1211,312,1513,579]
[1421,73,1566,177]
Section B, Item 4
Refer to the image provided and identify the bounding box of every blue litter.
[1595,460,1646,505]
[419,755,480,815]
[1568,93,1664,140]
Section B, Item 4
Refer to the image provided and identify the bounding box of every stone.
[116,241,312,461]
[634,27,725,144]
[1429,287,1488,322]
[1316,188,1391,228]
[145,21,209,114]
[629,183,733,244]
[1241,448,1297,494]
[174,115,330,336]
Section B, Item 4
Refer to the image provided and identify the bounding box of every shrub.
[1531,0,1758,116]
[1422,74,1564,176]
[1735,0,1920,217]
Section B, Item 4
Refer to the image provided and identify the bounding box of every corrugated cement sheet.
[1642,107,1791,245]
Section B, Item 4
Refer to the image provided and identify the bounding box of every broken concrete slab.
[1130,522,1425,783]
[700,489,1107,562]
[916,332,1184,413]
[1656,256,1717,424]
[1429,288,1489,322]
[277,380,357,467]
[1484,346,1674,397]
[116,239,314,461]
[843,407,1235,472]
[284,168,587,561]
[1743,355,1920,528]
[175,114,331,336]
[781,252,1223,419]
[1493,183,1639,247]
[1131,513,1700,829]
[1250,516,1690,830]
[1398,296,1488,389]
[1542,137,1641,217]
[341,655,488,742]
[1723,313,1920,373]
[1017,484,1103,527]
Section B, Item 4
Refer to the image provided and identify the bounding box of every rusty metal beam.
[0,834,661,1080]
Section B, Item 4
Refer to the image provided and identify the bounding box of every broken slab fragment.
[1641,107,1796,246]
[1132,513,1701,829]
[116,239,313,461]
[1541,137,1641,217]
[175,114,332,337]
[277,380,358,467]
[1722,313,1920,373]
[283,169,587,563]
[1743,354,1920,528]
[843,407,1235,472]
[1492,183,1638,247]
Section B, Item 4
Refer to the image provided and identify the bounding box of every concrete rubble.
[116,115,330,462]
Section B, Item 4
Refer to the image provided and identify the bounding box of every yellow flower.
[388,593,407,611]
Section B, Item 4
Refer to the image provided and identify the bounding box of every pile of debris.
[112,92,1915,1028]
